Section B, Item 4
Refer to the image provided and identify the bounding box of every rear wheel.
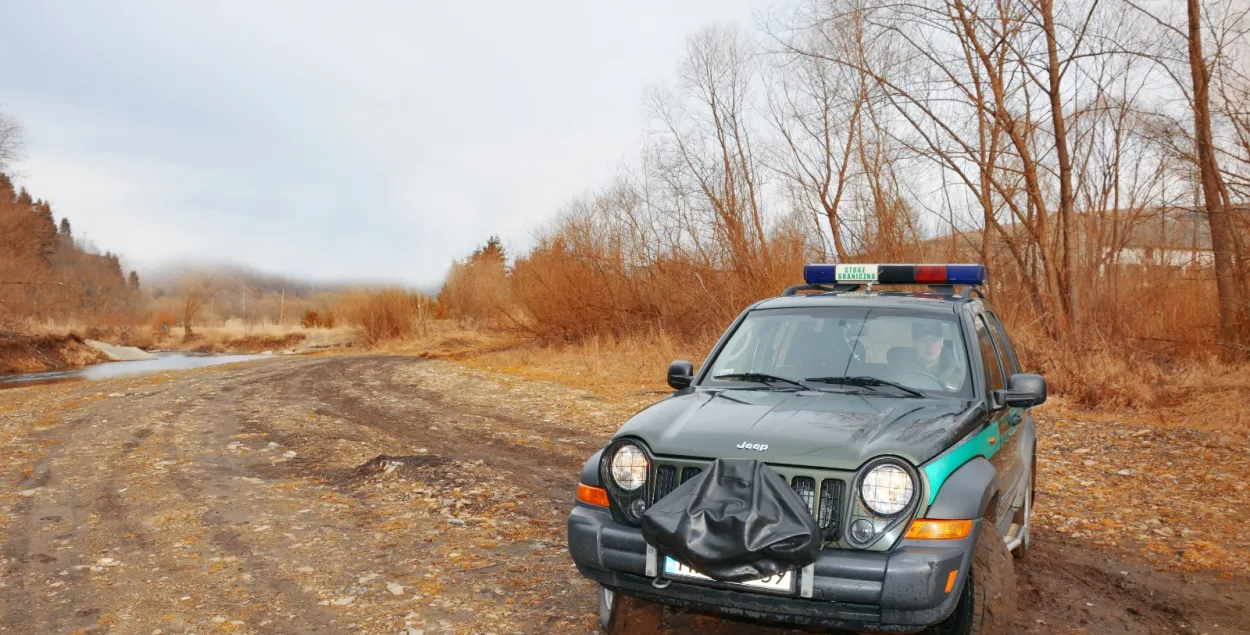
[600,586,663,634]
[929,520,1017,635]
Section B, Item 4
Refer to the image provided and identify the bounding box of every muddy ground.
[0,356,1246,635]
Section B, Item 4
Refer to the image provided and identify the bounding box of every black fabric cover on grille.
[641,458,822,583]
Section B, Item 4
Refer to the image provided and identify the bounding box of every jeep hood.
[615,389,978,469]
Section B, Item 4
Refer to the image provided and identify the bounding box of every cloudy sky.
[1,1,773,288]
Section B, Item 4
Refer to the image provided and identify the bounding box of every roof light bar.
[802,264,985,286]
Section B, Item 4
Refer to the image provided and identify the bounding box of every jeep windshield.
[701,307,972,398]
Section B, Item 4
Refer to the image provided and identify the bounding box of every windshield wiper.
[804,376,925,398]
[712,372,811,391]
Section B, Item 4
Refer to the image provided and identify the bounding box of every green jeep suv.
[567,264,1044,634]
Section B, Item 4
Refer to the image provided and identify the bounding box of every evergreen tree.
[16,187,32,206]
[470,235,507,268]
[128,270,140,290]
[59,217,71,238]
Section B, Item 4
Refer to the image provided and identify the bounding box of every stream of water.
[0,352,271,388]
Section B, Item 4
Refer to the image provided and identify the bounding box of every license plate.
[663,557,793,593]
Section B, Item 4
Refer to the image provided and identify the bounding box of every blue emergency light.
[803,263,986,286]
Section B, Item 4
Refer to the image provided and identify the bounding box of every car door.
[971,312,1025,535]
[986,312,1037,523]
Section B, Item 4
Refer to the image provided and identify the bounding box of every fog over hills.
[142,260,440,300]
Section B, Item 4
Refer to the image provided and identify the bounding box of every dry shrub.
[507,201,815,343]
[339,289,429,347]
[301,309,337,329]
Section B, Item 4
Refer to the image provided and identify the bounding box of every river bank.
[0,332,109,375]
[0,328,356,375]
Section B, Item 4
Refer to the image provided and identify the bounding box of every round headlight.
[860,463,915,516]
[610,443,649,491]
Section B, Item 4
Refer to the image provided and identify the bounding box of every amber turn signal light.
[945,570,959,593]
[577,483,610,507]
[905,519,973,540]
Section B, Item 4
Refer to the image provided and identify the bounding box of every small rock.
[266,442,281,450]
[332,596,355,606]
[296,566,314,573]
[18,489,40,497]
[387,582,404,595]
[447,518,465,526]
[1083,460,1096,466]
[1074,448,1091,454]
[408,629,425,635]
[1145,518,1163,527]
[1117,469,1133,476]
[282,450,297,458]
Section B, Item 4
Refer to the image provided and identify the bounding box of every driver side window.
[974,315,1006,393]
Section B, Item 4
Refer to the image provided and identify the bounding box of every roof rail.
[928,284,984,299]
[780,283,863,297]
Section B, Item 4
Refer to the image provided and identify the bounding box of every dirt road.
[1,356,1246,634]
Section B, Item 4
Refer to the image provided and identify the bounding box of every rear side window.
[985,313,1020,374]
[974,315,1006,392]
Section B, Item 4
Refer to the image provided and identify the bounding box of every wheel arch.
[924,457,999,521]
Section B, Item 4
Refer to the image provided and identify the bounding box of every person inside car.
[889,321,962,389]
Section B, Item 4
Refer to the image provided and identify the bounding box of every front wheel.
[929,520,1018,635]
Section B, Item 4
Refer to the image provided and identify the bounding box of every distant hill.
[0,172,143,328]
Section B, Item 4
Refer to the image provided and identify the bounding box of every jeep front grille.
[818,479,846,541]
[654,466,677,502]
[791,476,816,513]
[650,461,847,542]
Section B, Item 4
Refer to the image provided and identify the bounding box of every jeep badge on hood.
[736,441,768,452]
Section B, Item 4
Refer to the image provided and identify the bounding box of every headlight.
[609,443,648,491]
[860,462,915,516]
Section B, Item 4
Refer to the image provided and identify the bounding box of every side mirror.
[996,373,1047,408]
[667,360,695,390]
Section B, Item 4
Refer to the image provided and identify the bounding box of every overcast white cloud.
[1,0,773,288]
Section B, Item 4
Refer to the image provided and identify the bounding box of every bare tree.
[0,110,21,173]
[1184,0,1248,344]
[178,276,222,337]
[648,25,774,290]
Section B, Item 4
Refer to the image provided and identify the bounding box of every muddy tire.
[930,520,1018,635]
[600,586,663,634]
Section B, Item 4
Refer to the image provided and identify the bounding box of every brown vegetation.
[337,289,433,346]
[0,172,143,330]
[434,0,1250,416]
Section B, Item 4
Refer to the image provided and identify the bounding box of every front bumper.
[568,504,978,632]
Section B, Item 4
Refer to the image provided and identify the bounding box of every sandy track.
[0,356,1246,634]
